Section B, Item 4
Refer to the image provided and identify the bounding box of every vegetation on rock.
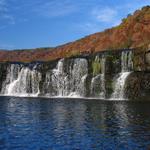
[92,56,101,76]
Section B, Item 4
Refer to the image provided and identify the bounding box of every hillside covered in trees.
[0,6,150,62]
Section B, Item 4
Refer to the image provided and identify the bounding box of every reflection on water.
[0,97,150,150]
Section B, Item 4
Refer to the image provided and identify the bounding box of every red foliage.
[0,6,150,62]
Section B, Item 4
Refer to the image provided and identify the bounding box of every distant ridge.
[0,6,150,62]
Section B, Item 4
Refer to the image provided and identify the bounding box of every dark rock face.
[125,72,150,100]
[0,63,9,92]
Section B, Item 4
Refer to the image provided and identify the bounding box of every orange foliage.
[0,6,150,62]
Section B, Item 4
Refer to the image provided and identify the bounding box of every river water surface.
[0,96,150,150]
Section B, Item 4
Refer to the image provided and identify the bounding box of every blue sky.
[0,0,150,50]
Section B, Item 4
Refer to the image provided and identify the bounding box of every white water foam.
[110,72,131,100]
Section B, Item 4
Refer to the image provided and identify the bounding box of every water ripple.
[0,97,150,150]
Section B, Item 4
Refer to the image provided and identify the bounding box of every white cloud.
[77,6,122,34]
[2,14,15,24]
[0,0,7,13]
[0,42,14,49]
[34,0,78,18]
[92,7,118,23]
[0,0,15,25]
[78,22,102,34]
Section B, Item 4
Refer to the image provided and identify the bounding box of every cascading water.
[0,50,134,99]
[51,59,68,96]
[111,72,131,99]
[2,64,41,97]
[69,58,88,97]
[121,51,133,72]
[42,58,88,97]
[100,55,106,98]
[111,51,133,99]
[91,55,106,98]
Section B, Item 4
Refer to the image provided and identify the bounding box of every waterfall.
[1,64,21,94]
[52,59,69,96]
[43,58,88,97]
[111,51,133,100]
[2,64,41,97]
[91,75,102,97]
[70,59,88,97]
[121,51,133,72]
[91,55,106,98]
[111,72,131,99]
[100,55,106,98]
[0,50,134,99]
